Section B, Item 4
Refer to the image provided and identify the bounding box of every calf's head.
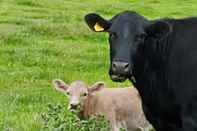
[53,79,104,112]
[85,11,171,82]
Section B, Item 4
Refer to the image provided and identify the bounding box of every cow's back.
[138,18,197,130]
[94,87,151,130]
[166,18,197,102]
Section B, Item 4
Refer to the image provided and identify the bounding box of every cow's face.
[53,80,104,112]
[85,11,171,82]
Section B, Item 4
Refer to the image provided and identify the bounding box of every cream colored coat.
[80,87,152,131]
[53,80,152,131]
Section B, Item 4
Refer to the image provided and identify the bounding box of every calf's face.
[85,11,171,82]
[53,80,104,112]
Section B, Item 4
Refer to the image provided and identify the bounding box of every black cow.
[85,11,197,131]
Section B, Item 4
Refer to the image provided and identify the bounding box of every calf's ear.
[52,79,69,93]
[145,20,172,38]
[89,82,105,94]
[84,13,111,32]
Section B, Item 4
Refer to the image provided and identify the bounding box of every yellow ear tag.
[94,23,104,32]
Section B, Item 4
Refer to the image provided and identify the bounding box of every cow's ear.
[145,20,172,38]
[89,82,105,94]
[53,79,69,93]
[84,13,111,32]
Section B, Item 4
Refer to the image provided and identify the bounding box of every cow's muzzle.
[110,61,130,82]
[68,104,80,112]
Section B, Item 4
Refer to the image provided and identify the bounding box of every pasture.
[0,0,197,130]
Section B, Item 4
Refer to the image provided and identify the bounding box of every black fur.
[85,11,197,131]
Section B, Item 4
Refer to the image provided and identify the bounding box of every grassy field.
[1,0,197,130]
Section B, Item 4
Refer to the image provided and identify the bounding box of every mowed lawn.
[1,0,197,130]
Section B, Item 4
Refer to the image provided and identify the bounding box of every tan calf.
[53,80,152,131]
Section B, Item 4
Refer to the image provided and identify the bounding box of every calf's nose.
[112,61,129,73]
[70,104,78,110]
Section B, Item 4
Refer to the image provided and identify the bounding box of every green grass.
[1,0,197,130]
[41,103,111,131]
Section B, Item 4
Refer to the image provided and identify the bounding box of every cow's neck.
[79,95,96,119]
[132,34,173,104]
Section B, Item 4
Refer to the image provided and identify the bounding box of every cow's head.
[85,11,171,82]
[53,79,104,112]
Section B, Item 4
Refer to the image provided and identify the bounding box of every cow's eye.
[135,33,146,42]
[66,92,70,95]
[135,35,142,42]
[83,93,88,97]
[109,33,117,39]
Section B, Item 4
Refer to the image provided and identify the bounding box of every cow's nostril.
[70,104,78,109]
[124,63,129,68]
[112,62,117,68]
[124,63,129,72]
[112,61,119,72]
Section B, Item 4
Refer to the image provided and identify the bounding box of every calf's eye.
[83,93,88,96]
[66,92,70,95]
